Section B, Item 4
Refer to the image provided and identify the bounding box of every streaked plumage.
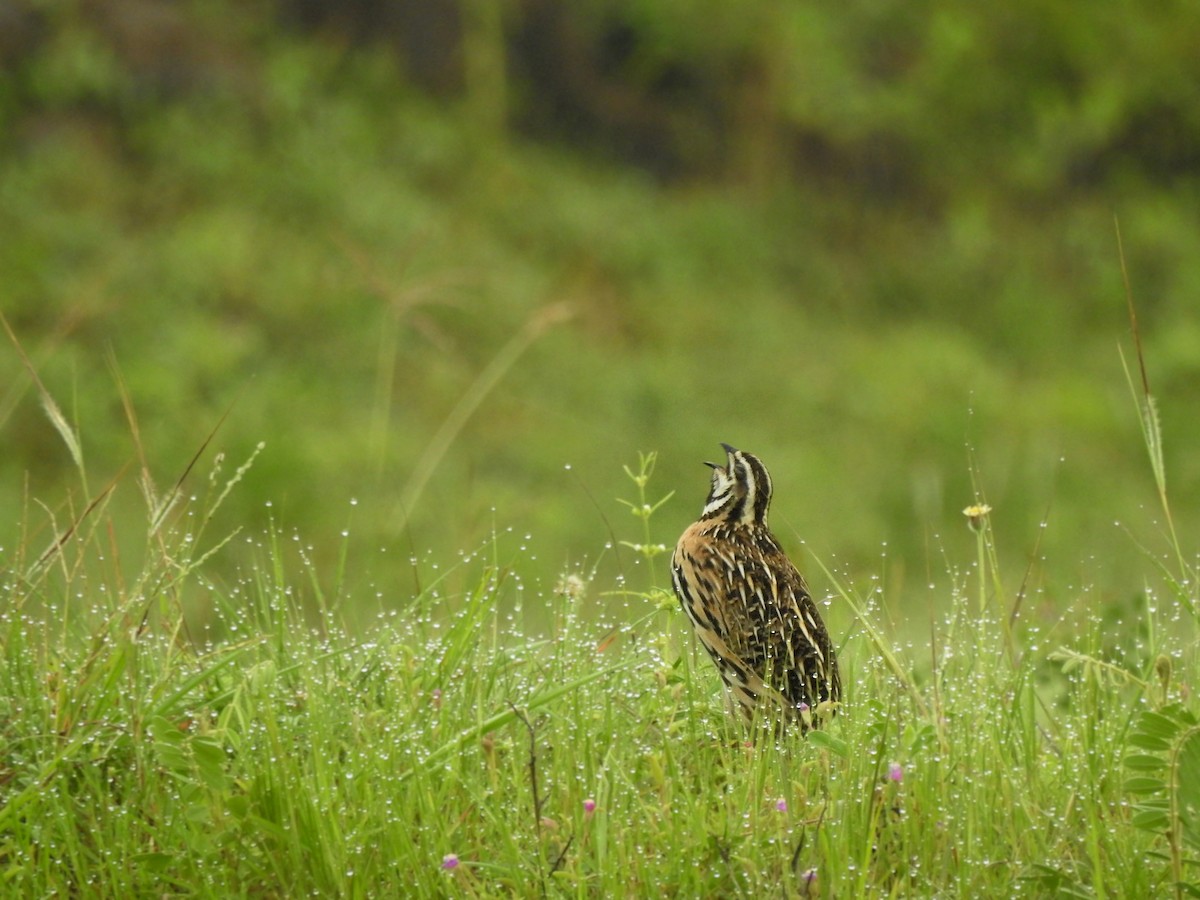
[670,444,840,730]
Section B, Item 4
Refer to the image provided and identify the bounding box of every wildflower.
[801,868,819,897]
[888,762,904,783]
[583,798,597,817]
[555,573,587,600]
[962,503,992,533]
[441,854,459,871]
[775,798,788,813]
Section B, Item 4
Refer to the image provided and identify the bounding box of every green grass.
[2,388,1198,898]
[5,20,1200,893]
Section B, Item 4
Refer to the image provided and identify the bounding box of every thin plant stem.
[397,303,572,524]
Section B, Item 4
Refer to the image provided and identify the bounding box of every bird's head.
[700,443,773,526]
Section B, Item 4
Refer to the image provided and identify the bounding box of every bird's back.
[673,518,840,724]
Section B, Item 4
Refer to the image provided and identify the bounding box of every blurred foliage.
[2,0,1200,628]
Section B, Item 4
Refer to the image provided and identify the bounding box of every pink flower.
[775,798,788,812]
[441,853,459,870]
[888,762,904,783]
[583,798,597,816]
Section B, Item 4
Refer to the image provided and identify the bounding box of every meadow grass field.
[1,350,1198,897]
[5,9,1200,896]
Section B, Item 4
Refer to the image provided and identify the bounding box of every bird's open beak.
[706,442,738,470]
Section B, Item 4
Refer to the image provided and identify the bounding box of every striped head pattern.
[700,443,773,526]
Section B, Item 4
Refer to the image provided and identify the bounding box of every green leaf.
[1175,725,1200,851]
[1137,710,1184,741]
[1135,797,1170,812]
[1160,703,1199,727]
[1131,808,1170,832]
[1124,753,1167,772]
[1124,776,1166,795]
[193,736,231,792]
[1127,732,1172,752]
[807,730,848,758]
[132,852,176,872]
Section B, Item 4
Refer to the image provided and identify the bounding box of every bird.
[670,443,840,730]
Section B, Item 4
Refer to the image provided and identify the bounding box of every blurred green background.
[3,0,1199,626]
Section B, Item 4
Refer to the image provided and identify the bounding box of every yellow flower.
[962,503,992,532]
